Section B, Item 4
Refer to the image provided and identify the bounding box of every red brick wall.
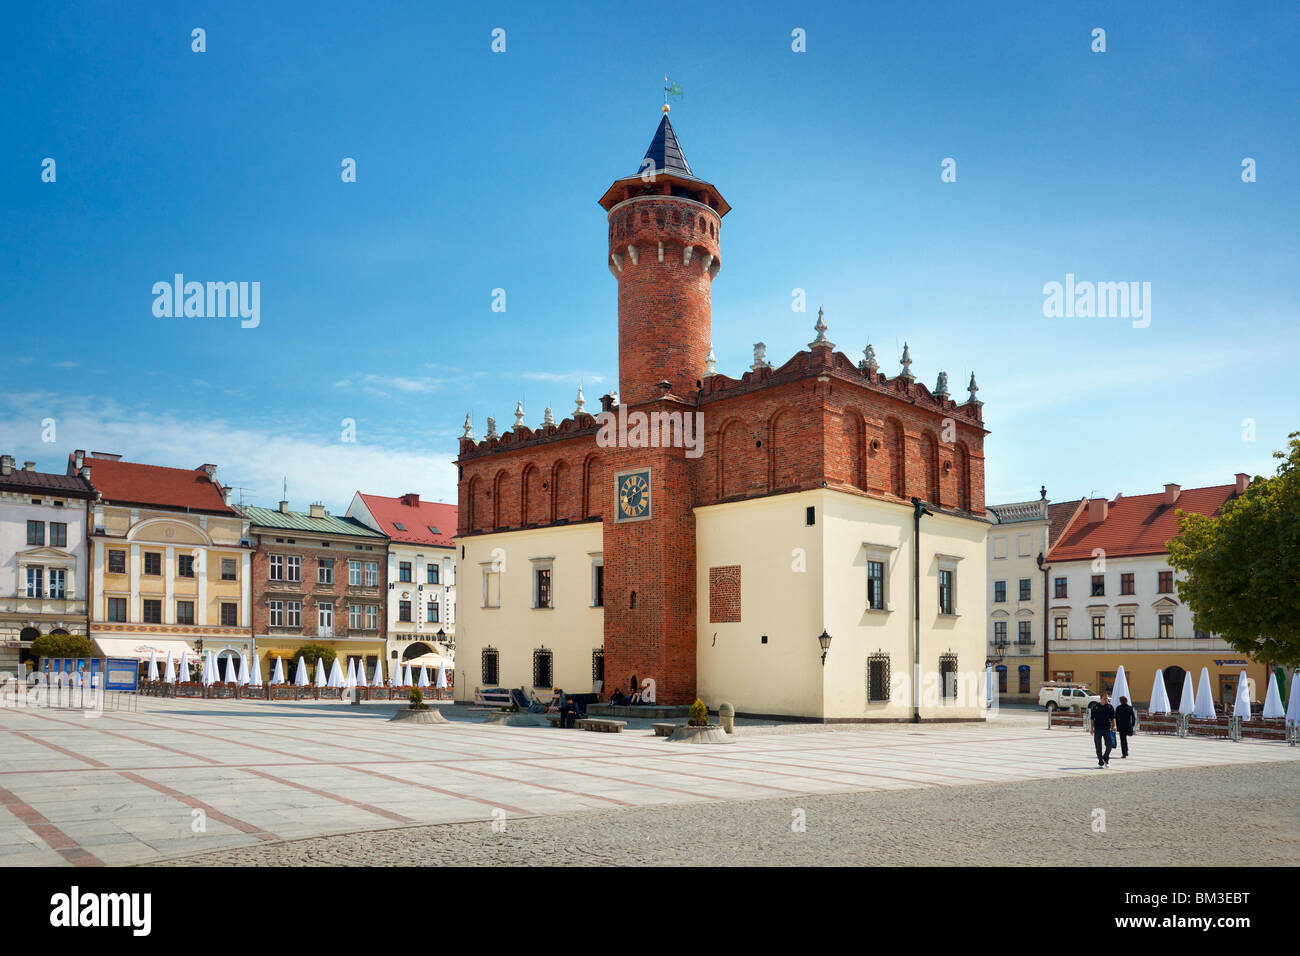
[248,534,387,639]
[709,565,741,623]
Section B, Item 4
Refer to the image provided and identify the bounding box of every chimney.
[402,492,420,506]
[1163,483,1181,506]
[1087,497,1109,524]
[74,450,85,471]
[278,500,289,514]
[199,464,218,479]
[80,466,91,480]
[22,461,35,472]
[0,455,12,476]
[1235,472,1249,495]
[221,485,231,505]
[309,502,326,519]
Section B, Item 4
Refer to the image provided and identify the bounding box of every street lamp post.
[911,497,933,724]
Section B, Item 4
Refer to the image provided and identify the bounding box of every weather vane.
[663,76,682,113]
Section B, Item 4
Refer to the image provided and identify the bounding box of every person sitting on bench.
[559,696,577,729]
[609,689,626,705]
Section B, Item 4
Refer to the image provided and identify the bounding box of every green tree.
[1167,432,1300,666]
[293,643,337,679]
[29,633,95,660]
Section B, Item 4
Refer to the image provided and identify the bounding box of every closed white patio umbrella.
[1261,671,1285,718]
[1193,667,1217,718]
[1286,672,1300,725]
[1177,671,1196,714]
[1111,665,1131,705]
[403,662,414,687]
[203,651,216,686]
[294,656,309,687]
[417,663,430,688]
[328,657,344,688]
[270,656,286,685]
[435,663,448,690]
[163,651,176,684]
[147,651,159,683]
[370,659,384,687]
[226,655,241,683]
[237,652,250,686]
[314,659,328,688]
[1148,669,1171,715]
[250,653,263,687]
[1233,669,1252,721]
[177,649,190,683]
[344,658,357,688]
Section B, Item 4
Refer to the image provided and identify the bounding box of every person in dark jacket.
[1089,693,1115,767]
[1114,695,1136,758]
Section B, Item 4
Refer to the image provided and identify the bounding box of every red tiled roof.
[0,468,94,498]
[74,455,234,514]
[1047,484,1237,562]
[1047,498,1086,548]
[356,493,456,547]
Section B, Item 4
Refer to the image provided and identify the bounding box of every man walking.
[1115,695,1136,758]
[1090,693,1115,767]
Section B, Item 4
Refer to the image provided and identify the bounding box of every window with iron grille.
[939,652,958,700]
[592,648,605,685]
[481,647,499,686]
[532,648,553,688]
[866,651,891,703]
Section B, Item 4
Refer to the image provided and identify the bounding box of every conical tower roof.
[599,113,730,215]
[640,114,694,178]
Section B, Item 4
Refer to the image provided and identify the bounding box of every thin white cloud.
[519,371,606,384]
[332,374,442,396]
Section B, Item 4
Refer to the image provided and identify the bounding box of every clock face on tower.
[615,469,652,522]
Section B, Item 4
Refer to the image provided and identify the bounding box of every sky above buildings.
[2,1,1297,511]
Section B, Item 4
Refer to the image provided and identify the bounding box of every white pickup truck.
[1038,684,1100,711]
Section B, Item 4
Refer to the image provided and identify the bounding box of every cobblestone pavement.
[157,761,1300,866]
[2,694,1296,866]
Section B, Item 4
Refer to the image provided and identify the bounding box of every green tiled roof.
[237,505,388,538]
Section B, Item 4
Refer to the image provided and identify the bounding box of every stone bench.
[576,718,626,733]
[652,723,678,737]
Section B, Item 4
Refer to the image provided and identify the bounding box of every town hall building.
[453,111,991,721]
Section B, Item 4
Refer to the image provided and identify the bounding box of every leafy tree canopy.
[1167,432,1300,665]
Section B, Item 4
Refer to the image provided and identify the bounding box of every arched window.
[1018,665,1031,695]
[996,665,1008,694]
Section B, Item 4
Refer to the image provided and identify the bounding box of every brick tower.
[595,111,730,705]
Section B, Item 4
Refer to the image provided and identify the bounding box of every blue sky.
[2,1,1297,511]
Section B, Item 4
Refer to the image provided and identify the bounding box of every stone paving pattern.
[1,696,1296,866]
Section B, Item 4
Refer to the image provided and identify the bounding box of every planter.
[390,707,449,724]
[666,724,732,744]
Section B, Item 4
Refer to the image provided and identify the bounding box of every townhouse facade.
[239,502,389,681]
[0,455,95,673]
[345,492,456,676]
[1044,475,1267,709]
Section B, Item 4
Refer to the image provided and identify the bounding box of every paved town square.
[1,698,1296,867]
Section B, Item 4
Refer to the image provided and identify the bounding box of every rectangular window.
[1017,621,1032,644]
[287,601,302,627]
[349,560,363,586]
[365,605,378,629]
[399,600,412,622]
[365,561,378,586]
[1091,575,1105,597]
[1018,578,1031,601]
[177,554,195,578]
[108,549,126,573]
[26,566,44,597]
[221,558,237,581]
[868,561,886,610]
[349,604,363,629]
[144,552,161,575]
[220,602,238,626]
[938,569,954,615]
[1054,617,1068,640]
[867,653,891,703]
[993,621,1007,646]
[1018,667,1031,695]
[1158,571,1174,594]
[176,600,195,625]
[399,561,412,582]
[427,601,439,623]
[939,653,958,701]
[993,580,1006,604]
[48,568,66,599]
[269,600,284,627]
[1091,615,1106,640]
[49,522,67,548]
[318,558,334,585]
[143,599,162,624]
[427,563,439,585]
[1120,573,1134,595]
[534,568,553,609]
[482,648,499,686]
[318,602,333,629]
[1158,614,1174,639]
[269,554,284,581]
[483,568,501,608]
[592,563,604,608]
[286,556,301,582]
[27,520,45,546]
[532,649,554,688]
[1121,614,1135,639]
[1054,577,1068,599]
[108,597,127,622]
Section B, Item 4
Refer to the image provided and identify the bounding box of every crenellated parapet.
[606,195,722,280]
